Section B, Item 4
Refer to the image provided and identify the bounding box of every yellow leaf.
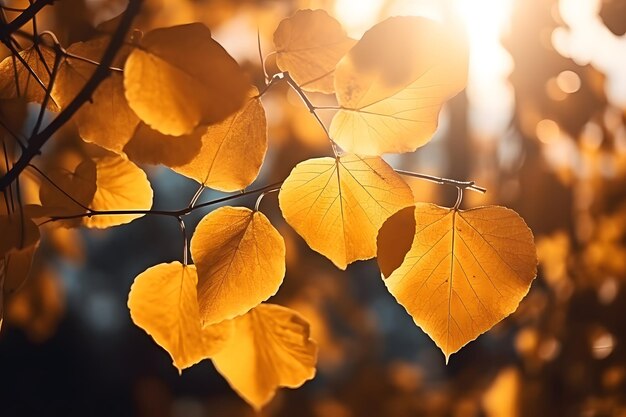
[378,204,537,361]
[38,154,153,228]
[278,153,413,269]
[124,23,249,136]
[84,155,153,228]
[128,262,234,372]
[190,206,285,325]
[211,303,318,410]
[37,157,97,228]
[274,9,356,94]
[0,47,59,110]
[125,90,267,191]
[53,36,139,153]
[329,17,468,155]
[124,123,204,168]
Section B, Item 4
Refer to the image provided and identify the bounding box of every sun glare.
[333,0,515,139]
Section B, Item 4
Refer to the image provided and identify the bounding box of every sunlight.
[452,0,515,138]
[334,0,384,38]
[333,0,515,139]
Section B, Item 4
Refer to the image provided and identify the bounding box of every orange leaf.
[329,17,468,155]
[123,23,248,136]
[0,47,59,110]
[53,36,139,153]
[125,89,267,191]
[279,153,413,269]
[190,206,286,325]
[211,304,318,410]
[274,9,356,94]
[377,204,537,361]
[128,262,234,372]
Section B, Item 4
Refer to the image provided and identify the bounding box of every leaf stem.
[178,217,188,265]
[395,169,487,194]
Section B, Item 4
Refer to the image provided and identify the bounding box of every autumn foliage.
[0,1,541,411]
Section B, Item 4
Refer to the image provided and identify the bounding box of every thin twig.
[178,217,188,265]
[395,169,487,194]
[283,71,340,156]
[254,188,280,212]
[0,0,54,40]
[39,181,285,225]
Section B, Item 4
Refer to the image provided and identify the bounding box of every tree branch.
[0,0,54,40]
[0,0,143,192]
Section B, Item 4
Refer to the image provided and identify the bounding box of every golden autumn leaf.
[211,303,318,410]
[84,155,153,228]
[124,23,248,136]
[377,203,537,361]
[0,47,59,110]
[278,153,414,269]
[53,36,139,154]
[125,89,267,191]
[329,17,468,155]
[128,262,234,372]
[274,9,356,94]
[38,158,97,225]
[123,122,203,167]
[190,206,285,325]
[38,154,153,228]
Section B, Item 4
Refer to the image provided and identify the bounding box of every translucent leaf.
[0,47,59,110]
[125,89,267,191]
[278,153,414,269]
[274,9,356,94]
[128,262,234,372]
[53,36,139,153]
[377,204,537,361]
[190,206,285,325]
[38,154,153,229]
[124,122,204,167]
[211,304,318,410]
[84,155,153,228]
[329,17,468,155]
[124,23,248,136]
[38,158,97,226]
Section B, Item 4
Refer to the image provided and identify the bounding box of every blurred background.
[1,0,626,416]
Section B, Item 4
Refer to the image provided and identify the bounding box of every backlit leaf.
[84,155,153,228]
[125,89,267,191]
[329,17,468,155]
[128,262,234,372]
[124,23,248,136]
[190,206,285,325]
[278,153,413,269]
[38,154,153,228]
[0,47,59,110]
[211,303,318,410]
[53,36,139,153]
[377,204,537,360]
[274,9,356,94]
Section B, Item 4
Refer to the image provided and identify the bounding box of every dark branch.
[0,0,54,40]
[0,0,143,192]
